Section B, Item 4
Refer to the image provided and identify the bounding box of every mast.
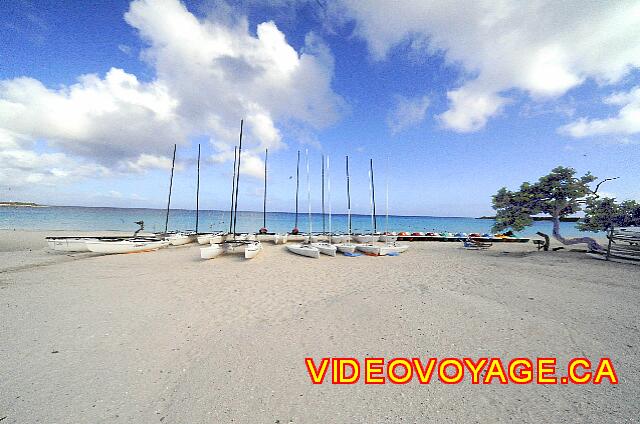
[262,148,268,231]
[306,149,312,237]
[385,157,389,235]
[321,154,325,234]
[327,156,332,235]
[195,143,200,233]
[228,146,238,234]
[370,158,377,234]
[232,119,243,238]
[293,150,300,232]
[346,155,352,240]
[164,144,177,235]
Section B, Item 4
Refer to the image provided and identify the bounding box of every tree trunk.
[551,214,603,252]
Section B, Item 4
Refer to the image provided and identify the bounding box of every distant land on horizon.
[477,215,581,222]
[0,201,46,207]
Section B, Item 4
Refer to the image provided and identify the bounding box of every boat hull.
[200,244,224,259]
[336,243,357,254]
[287,244,320,258]
[310,242,337,257]
[46,238,90,252]
[244,241,262,259]
[85,239,169,254]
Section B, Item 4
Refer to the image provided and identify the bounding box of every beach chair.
[605,227,640,262]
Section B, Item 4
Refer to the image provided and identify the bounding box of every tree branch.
[592,177,619,198]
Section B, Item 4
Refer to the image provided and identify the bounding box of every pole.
[195,143,200,233]
[370,158,377,234]
[346,155,352,241]
[306,149,312,237]
[385,157,389,235]
[233,120,243,238]
[262,148,268,231]
[321,154,325,234]
[228,146,238,234]
[294,150,300,231]
[327,156,332,236]
[164,144,177,235]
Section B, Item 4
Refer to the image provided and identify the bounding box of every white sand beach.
[0,230,638,423]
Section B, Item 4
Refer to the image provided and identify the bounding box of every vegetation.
[579,198,640,232]
[491,166,622,252]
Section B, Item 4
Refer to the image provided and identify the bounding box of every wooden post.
[606,227,614,261]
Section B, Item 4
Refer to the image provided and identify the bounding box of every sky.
[1,0,639,217]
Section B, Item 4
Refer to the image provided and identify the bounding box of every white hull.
[353,234,376,243]
[86,239,169,254]
[335,243,357,254]
[200,244,224,259]
[244,241,262,259]
[330,235,348,244]
[167,233,196,246]
[197,233,225,245]
[379,235,398,243]
[287,234,306,242]
[257,233,275,242]
[310,242,337,257]
[273,234,288,244]
[357,244,409,256]
[47,238,90,252]
[287,244,320,258]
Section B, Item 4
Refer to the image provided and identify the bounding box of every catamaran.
[201,120,261,260]
[256,148,288,244]
[356,159,409,256]
[310,155,337,256]
[287,150,321,258]
[335,156,358,254]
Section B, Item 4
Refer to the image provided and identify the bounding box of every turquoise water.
[0,206,596,237]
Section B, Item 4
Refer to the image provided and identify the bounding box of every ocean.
[0,205,597,237]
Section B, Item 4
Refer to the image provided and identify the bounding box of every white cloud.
[561,86,640,138]
[387,94,430,134]
[0,0,342,190]
[333,0,640,132]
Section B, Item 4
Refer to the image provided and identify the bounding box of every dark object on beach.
[463,239,492,249]
[552,247,564,251]
[133,221,144,237]
[51,350,59,354]
[535,231,550,251]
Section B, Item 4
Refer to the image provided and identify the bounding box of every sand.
[0,229,638,423]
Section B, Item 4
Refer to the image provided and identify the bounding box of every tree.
[578,198,640,232]
[492,166,614,252]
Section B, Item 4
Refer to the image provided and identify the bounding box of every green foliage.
[578,198,640,232]
[492,166,597,233]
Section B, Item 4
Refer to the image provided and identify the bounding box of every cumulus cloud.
[0,0,342,189]
[333,0,640,132]
[387,94,430,134]
[560,86,640,138]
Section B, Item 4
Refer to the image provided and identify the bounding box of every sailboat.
[287,150,320,258]
[201,120,261,259]
[256,148,288,244]
[357,159,409,256]
[310,154,337,256]
[335,156,358,254]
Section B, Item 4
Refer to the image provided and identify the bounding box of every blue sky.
[1,0,639,216]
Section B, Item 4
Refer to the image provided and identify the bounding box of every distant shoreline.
[477,215,580,222]
[0,202,47,208]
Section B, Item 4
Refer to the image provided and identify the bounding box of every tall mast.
[262,148,268,231]
[321,154,325,234]
[164,144,177,235]
[232,119,243,238]
[385,157,389,235]
[294,150,300,231]
[195,143,200,233]
[306,149,312,237]
[228,146,238,234]
[327,156,332,235]
[370,159,377,234]
[346,155,352,240]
